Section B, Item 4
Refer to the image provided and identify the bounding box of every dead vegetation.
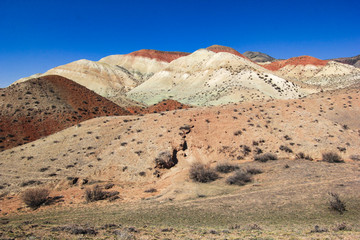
[226,170,252,186]
[155,150,177,169]
[85,185,119,202]
[189,162,219,183]
[254,153,277,162]
[21,188,49,209]
[328,192,346,214]
[322,152,344,163]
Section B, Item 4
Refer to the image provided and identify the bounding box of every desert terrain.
[1,46,360,239]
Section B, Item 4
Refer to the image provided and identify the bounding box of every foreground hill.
[0,87,359,195]
[0,87,359,238]
[127,49,303,106]
[243,51,275,62]
[0,75,130,151]
[263,56,360,89]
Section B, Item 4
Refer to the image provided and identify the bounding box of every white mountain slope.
[99,54,168,84]
[127,49,302,106]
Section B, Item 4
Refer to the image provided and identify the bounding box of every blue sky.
[0,0,359,87]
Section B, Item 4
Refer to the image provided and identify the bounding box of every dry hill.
[0,75,130,152]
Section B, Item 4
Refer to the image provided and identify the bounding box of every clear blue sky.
[1,0,359,87]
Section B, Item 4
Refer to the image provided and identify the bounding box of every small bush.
[189,163,219,183]
[85,185,107,202]
[322,152,344,163]
[246,167,263,175]
[144,188,157,193]
[350,155,360,161]
[279,145,293,153]
[254,153,277,162]
[215,163,240,173]
[104,183,114,189]
[155,151,177,169]
[296,152,313,160]
[226,171,252,186]
[328,192,346,214]
[310,225,328,233]
[333,222,351,231]
[21,188,49,209]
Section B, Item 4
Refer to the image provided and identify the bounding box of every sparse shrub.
[234,130,242,136]
[69,225,97,235]
[226,170,252,186]
[20,180,42,187]
[349,155,360,161]
[296,152,313,160]
[144,188,157,193]
[215,163,240,173]
[52,225,97,235]
[189,163,219,183]
[322,152,344,163]
[113,230,135,239]
[328,192,346,214]
[279,145,293,153]
[254,153,277,162]
[21,188,49,209]
[241,145,251,156]
[247,223,262,230]
[155,151,177,169]
[333,222,351,231]
[310,225,328,233]
[85,185,107,202]
[39,167,49,172]
[104,183,114,189]
[246,167,263,175]
[85,185,119,202]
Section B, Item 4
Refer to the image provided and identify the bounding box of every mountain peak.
[206,45,246,58]
[243,51,275,63]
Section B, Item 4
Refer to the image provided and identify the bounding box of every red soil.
[207,45,247,59]
[127,49,190,63]
[262,56,328,71]
[127,99,191,114]
[0,75,130,152]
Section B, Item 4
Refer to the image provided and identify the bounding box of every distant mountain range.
[329,55,360,68]
[8,45,360,108]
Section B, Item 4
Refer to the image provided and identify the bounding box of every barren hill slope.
[263,56,360,89]
[127,49,303,106]
[0,75,130,151]
[1,87,359,201]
